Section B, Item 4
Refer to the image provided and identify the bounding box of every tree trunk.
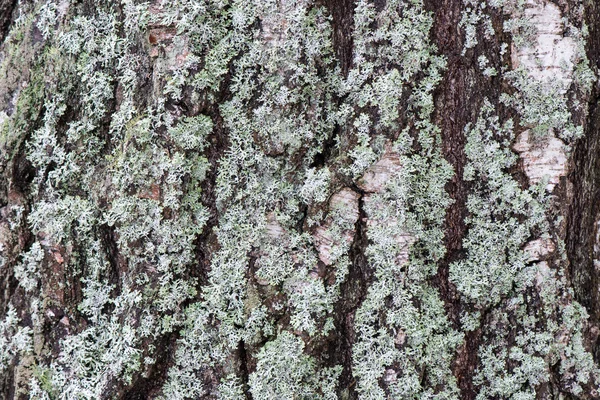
[1,0,600,399]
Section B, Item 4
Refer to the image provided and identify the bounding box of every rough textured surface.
[1,0,600,399]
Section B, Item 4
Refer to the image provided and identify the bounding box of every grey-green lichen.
[452,0,600,397]
[347,0,461,398]
[248,331,341,399]
[0,0,599,399]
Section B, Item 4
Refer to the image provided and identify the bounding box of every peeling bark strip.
[512,0,576,85]
[513,130,567,191]
[2,0,600,399]
[314,187,360,266]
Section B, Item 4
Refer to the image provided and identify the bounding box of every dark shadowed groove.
[427,0,475,395]
[1,368,15,400]
[99,223,122,298]
[320,0,354,76]
[425,0,510,398]
[566,0,600,359]
[329,187,369,400]
[0,0,16,44]
[191,100,230,287]
[237,339,253,400]
[121,331,180,400]
[307,1,365,397]
[567,91,600,320]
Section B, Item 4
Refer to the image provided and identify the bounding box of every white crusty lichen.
[248,331,341,400]
[501,0,593,190]
[0,306,32,375]
[450,101,546,306]
[1,0,599,398]
[348,1,461,398]
[159,0,347,395]
[3,0,216,396]
[453,0,600,395]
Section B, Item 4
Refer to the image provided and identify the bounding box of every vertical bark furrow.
[330,188,368,399]
[0,0,16,44]
[566,3,600,372]
[322,0,354,76]
[567,93,600,320]
[567,0,600,322]
[428,0,495,397]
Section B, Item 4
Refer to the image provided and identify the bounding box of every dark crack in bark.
[238,339,253,400]
[320,0,355,77]
[329,187,369,400]
[427,0,510,397]
[566,0,600,363]
[0,0,16,45]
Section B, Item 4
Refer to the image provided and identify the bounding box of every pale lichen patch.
[363,194,414,266]
[259,0,294,49]
[357,144,414,265]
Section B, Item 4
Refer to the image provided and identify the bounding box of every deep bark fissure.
[320,0,355,77]
[427,0,511,397]
[99,223,122,298]
[238,339,253,400]
[567,91,600,320]
[191,106,229,287]
[566,3,600,370]
[566,0,600,321]
[0,0,16,44]
[121,331,180,400]
[329,188,369,399]
[1,149,33,314]
[427,0,477,395]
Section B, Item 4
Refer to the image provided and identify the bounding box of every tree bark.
[1,0,600,399]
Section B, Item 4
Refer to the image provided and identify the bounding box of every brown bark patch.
[0,0,16,44]
[567,0,600,336]
[427,0,510,397]
[319,0,354,76]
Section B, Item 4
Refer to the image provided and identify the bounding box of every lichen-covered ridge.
[0,0,599,399]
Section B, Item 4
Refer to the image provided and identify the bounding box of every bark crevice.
[426,0,510,397]
[329,187,369,400]
[0,0,16,44]
[320,0,355,77]
[565,0,600,355]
